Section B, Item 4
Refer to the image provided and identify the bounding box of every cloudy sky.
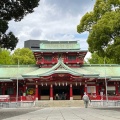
[8,0,95,59]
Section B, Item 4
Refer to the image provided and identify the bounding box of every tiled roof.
[0,65,38,81]
[40,41,80,50]
[0,63,120,82]
[82,65,120,78]
[32,49,86,52]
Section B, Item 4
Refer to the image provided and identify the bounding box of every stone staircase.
[35,100,84,107]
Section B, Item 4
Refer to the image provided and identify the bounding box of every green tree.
[0,49,13,65]
[12,48,36,65]
[87,52,115,64]
[77,0,120,64]
[0,0,40,50]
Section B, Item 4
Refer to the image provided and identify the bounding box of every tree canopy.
[0,48,35,65]
[87,52,115,64]
[12,48,36,65]
[0,0,40,50]
[77,0,120,64]
[0,49,14,65]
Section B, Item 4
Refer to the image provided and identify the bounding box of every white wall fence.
[91,100,120,107]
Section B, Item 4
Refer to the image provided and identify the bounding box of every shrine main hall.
[0,40,120,101]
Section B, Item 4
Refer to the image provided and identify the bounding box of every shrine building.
[0,40,120,101]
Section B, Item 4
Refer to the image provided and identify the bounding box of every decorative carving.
[58,74,65,77]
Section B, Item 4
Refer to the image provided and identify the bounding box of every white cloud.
[8,0,95,53]
[84,52,91,62]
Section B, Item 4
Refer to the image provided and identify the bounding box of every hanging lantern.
[80,82,81,86]
[76,82,77,86]
[63,82,64,86]
[59,82,60,86]
[55,82,57,86]
[66,82,67,86]
[41,83,43,86]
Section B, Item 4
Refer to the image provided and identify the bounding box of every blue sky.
[8,0,95,59]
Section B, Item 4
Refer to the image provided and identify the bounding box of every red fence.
[89,95,120,101]
[21,95,35,101]
[1,95,120,102]
[0,95,35,102]
[0,95,10,102]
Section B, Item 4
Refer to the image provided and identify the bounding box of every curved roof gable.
[22,58,84,78]
[38,58,84,77]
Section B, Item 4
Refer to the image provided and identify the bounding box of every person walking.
[82,92,90,108]
[55,93,59,100]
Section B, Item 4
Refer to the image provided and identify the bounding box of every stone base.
[35,100,84,107]
[70,97,73,100]
[36,98,38,101]
[50,97,53,100]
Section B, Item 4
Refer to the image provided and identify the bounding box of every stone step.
[35,100,84,107]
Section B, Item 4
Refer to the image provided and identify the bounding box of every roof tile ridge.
[37,59,61,76]
[59,58,83,75]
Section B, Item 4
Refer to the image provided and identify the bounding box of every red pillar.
[23,85,26,94]
[23,81,27,96]
[50,84,53,100]
[2,83,5,95]
[70,84,73,100]
[96,84,99,95]
[22,81,26,94]
[35,81,38,101]
[116,82,119,95]
[21,82,27,101]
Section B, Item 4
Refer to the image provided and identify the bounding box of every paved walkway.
[2,107,120,120]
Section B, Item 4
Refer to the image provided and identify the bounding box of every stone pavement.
[2,107,120,120]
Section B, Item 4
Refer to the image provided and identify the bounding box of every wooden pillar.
[23,85,26,94]
[50,84,53,100]
[4,83,7,95]
[96,84,99,95]
[23,81,27,96]
[39,85,41,100]
[116,82,119,95]
[35,81,38,101]
[2,83,5,95]
[70,84,73,100]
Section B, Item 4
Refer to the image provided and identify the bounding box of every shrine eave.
[108,76,120,81]
[32,50,88,53]
[83,75,99,78]
[0,78,12,82]
[38,70,83,77]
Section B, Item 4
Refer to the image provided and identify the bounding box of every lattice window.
[68,56,76,61]
[6,87,14,95]
[44,55,52,61]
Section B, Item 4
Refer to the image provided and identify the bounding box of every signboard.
[87,86,96,93]
[26,88,35,95]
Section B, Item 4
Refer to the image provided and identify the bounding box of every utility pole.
[104,57,108,105]
[16,59,19,107]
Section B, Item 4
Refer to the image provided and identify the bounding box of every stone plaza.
[1,107,120,120]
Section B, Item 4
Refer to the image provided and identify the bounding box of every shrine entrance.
[53,85,70,100]
[72,85,84,100]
